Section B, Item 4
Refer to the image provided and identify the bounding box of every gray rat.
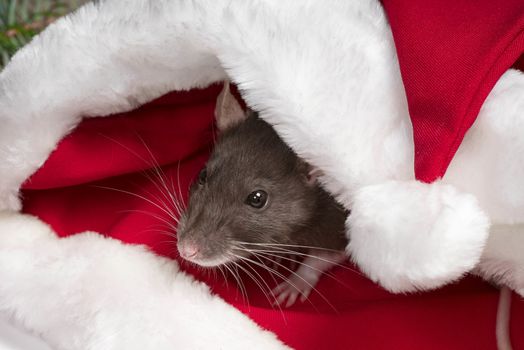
[176,82,349,307]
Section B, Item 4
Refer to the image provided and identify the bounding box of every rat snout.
[176,231,232,267]
[176,215,233,266]
[177,240,201,260]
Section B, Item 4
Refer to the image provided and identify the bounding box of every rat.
[178,82,516,341]
[176,82,349,307]
[173,83,516,348]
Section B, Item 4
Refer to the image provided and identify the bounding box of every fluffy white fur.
[0,212,289,350]
[475,224,524,296]
[0,0,523,344]
[347,180,489,292]
[445,69,524,224]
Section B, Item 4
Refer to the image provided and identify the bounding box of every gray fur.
[177,112,348,265]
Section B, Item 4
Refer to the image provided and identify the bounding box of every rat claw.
[271,251,343,308]
[272,283,285,295]
[285,291,299,308]
[273,288,290,306]
[299,288,311,302]
[272,279,311,308]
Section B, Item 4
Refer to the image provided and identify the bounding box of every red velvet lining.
[21,87,523,349]
[382,0,524,182]
[20,1,524,347]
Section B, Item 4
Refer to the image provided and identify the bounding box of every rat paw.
[267,256,282,271]
[266,255,298,271]
[272,275,316,307]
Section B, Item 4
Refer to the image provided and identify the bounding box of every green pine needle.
[0,0,83,69]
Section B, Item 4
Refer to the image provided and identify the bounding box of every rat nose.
[178,241,200,259]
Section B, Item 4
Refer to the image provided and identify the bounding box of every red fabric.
[382,0,524,182]
[21,86,524,349]
[19,2,524,348]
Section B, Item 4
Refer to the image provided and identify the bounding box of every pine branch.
[0,0,83,68]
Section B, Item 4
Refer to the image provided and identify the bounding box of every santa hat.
[346,0,524,292]
[385,0,524,182]
[0,2,523,348]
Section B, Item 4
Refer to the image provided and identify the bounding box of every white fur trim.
[445,69,524,224]
[0,213,289,350]
[0,0,411,212]
[347,180,490,292]
[475,224,524,297]
[0,0,520,321]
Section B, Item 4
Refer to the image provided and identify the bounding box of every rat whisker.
[238,245,362,276]
[155,239,181,248]
[229,255,279,308]
[233,244,295,275]
[145,160,188,219]
[230,253,276,295]
[260,254,338,313]
[143,229,177,240]
[95,186,180,225]
[250,250,353,290]
[157,174,186,219]
[217,265,229,289]
[120,209,178,230]
[245,259,298,297]
[152,237,177,244]
[228,246,294,287]
[133,134,184,210]
[232,253,294,291]
[232,244,337,311]
[246,251,280,286]
[222,263,241,296]
[175,160,188,211]
[142,172,183,218]
[137,179,183,221]
[101,133,187,218]
[228,262,250,307]
[105,208,179,244]
[229,255,288,324]
[246,258,291,288]
[234,253,324,313]
[236,241,342,253]
[228,248,298,286]
[137,168,176,207]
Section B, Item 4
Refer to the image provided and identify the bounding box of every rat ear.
[215,80,248,131]
[297,159,322,187]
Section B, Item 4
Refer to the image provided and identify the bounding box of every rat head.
[176,82,320,267]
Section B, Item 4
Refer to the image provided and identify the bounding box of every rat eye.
[246,190,268,209]
[197,168,207,185]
